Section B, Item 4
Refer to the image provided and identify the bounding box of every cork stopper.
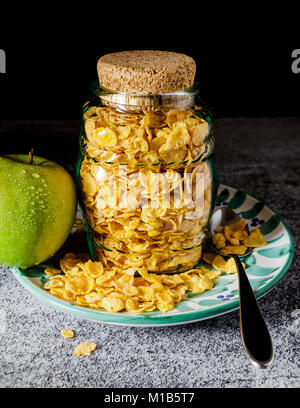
[97,50,196,94]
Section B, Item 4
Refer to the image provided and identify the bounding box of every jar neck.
[91,81,200,113]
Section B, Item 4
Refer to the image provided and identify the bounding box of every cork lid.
[97,50,196,94]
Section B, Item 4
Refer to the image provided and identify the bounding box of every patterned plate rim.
[10,184,294,327]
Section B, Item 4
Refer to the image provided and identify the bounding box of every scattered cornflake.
[243,228,268,247]
[45,268,61,276]
[212,255,227,270]
[224,257,241,274]
[44,253,223,313]
[61,329,75,339]
[202,252,246,274]
[73,342,97,356]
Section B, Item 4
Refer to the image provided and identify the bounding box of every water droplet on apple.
[32,173,40,178]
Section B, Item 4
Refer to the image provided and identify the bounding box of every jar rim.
[91,81,200,112]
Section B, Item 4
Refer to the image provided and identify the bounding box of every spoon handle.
[234,255,274,368]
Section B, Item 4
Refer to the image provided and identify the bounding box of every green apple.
[0,154,77,269]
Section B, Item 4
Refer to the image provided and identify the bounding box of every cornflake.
[45,268,61,276]
[61,329,75,339]
[202,252,246,274]
[73,342,97,356]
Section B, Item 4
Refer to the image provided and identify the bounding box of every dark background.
[0,6,299,157]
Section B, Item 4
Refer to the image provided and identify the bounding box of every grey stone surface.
[0,117,299,388]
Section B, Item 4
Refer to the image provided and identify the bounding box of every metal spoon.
[209,207,274,368]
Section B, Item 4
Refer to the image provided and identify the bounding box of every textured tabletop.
[0,117,299,388]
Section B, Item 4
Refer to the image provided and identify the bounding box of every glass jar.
[76,81,218,274]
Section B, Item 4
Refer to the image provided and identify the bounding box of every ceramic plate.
[11,184,294,327]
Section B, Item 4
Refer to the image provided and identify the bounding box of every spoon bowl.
[209,207,253,257]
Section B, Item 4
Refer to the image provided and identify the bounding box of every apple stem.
[29,148,34,165]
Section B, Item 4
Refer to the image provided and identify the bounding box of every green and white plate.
[11,184,294,327]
